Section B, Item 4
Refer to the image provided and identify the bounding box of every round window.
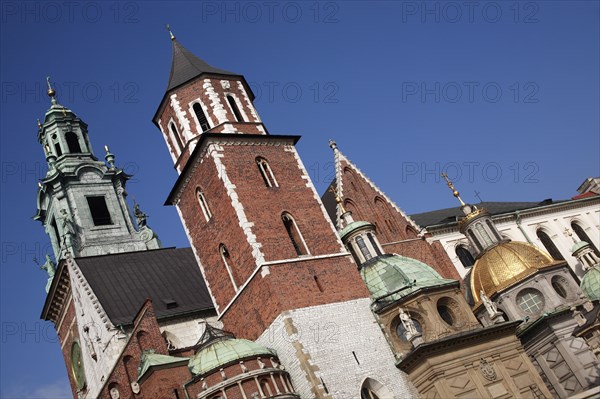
[395,317,422,341]
[551,276,569,299]
[517,288,545,314]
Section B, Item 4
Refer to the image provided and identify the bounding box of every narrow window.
[86,196,112,226]
[456,245,475,267]
[314,275,324,292]
[475,223,493,247]
[226,95,243,122]
[196,188,212,221]
[220,244,238,290]
[193,103,210,132]
[54,142,63,157]
[51,218,60,245]
[352,351,360,365]
[572,222,600,256]
[486,219,502,240]
[367,233,382,256]
[536,230,564,260]
[282,213,309,256]
[65,132,82,153]
[256,157,278,187]
[169,122,184,152]
[468,229,483,251]
[356,236,372,261]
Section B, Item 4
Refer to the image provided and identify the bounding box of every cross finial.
[474,190,483,203]
[46,76,57,104]
[166,24,175,41]
[441,173,466,206]
[328,139,338,151]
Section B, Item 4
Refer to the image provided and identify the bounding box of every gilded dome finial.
[46,76,57,105]
[441,173,465,206]
[166,24,176,41]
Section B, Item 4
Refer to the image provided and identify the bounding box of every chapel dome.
[470,241,559,303]
[580,265,600,301]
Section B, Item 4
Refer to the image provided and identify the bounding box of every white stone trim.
[170,93,193,141]
[175,204,220,314]
[187,98,215,133]
[157,118,177,165]
[209,142,266,264]
[217,252,352,320]
[204,79,229,126]
[288,146,346,252]
[237,80,261,122]
[336,150,422,232]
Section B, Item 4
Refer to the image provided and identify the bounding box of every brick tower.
[154,32,418,397]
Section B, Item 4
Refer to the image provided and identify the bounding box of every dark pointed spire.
[166,38,238,92]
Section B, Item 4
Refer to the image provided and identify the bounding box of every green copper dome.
[360,254,456,307]
[339,221,374,240]
[581,265,600,301]
[189,337,275,376]
[572,240,590,253]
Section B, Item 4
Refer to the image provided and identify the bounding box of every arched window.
[54,142,63,157]
[571,222,600,256]
[405,225,418,238]
[367,233,383,256]
[169,122,184,152]
[456,245,475,268]
[65,132,82,153]
[356,236,372,261]
[226,95,243,122]
[486,219,502,240]
[536,230,564,260]
[219,244,238,291]
[360,378,393,399]
[468,229,483,251]
[282,213,309,256]
[475,222,493,247]
[256,157,278,187]
[193,103,210,132]
[196,188,212,221]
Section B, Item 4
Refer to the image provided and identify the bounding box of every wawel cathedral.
[34,31,600,399]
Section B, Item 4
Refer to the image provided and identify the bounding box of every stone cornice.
[397,320,522,373]
[165,133,301,205]
[426,196,600,235]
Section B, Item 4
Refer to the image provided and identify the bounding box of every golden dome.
[471,241,559,303]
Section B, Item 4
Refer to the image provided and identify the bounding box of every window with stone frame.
[219,244,238,291]
[192,102,210,132]
[256,157,278,188]
[536,229,564,260]
[571,221,600,256]
[226,95,244,122]
[86,196,112,226]
[282,213,309,256]
[169,121,184,152]
[456,245,475,268]
[196,188,212,222]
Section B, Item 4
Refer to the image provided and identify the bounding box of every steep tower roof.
[166,39,238,92]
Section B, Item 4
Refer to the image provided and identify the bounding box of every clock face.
[71,341,86,390]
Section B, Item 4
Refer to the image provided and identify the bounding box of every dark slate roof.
[76,248,214,326]
[409,200,556,228]
[321,180,338,227]
[167,40,237,91]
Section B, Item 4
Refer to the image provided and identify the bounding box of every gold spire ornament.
[441,173,466,207]
[46,76,57,105]
[328,186,347,214]
[166,24,176,41]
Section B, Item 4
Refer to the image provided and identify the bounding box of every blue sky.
[1,1,598,397]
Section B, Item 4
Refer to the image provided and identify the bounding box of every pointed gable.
[323,144,462,282]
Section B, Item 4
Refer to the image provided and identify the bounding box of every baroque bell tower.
[35,78,160,261]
